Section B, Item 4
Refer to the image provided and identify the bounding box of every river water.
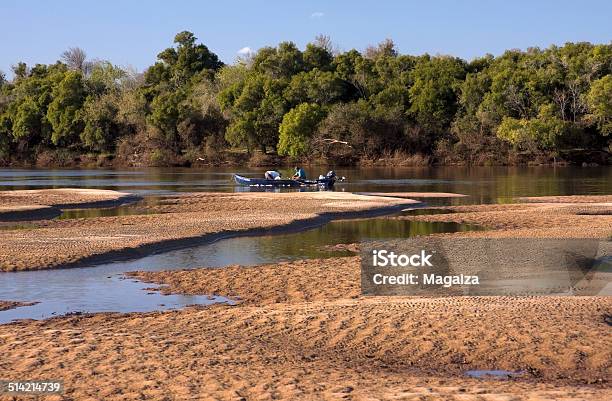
[0,166,610,201]
[0,166,610,323]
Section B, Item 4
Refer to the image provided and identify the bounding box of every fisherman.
[292,166,306,180]
[264,170,282,180]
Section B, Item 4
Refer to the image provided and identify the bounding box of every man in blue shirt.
[292,166,306,180]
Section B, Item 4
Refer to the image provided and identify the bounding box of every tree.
[46,71,86,146]
[0,116,11,158]
[81,93,121,151]
[116,83,148,134]
[0,37,610,167]
[317,100,406,157]
[586,75,612,136]
[284,69,346,105]
[252,42,304,79]
[12,97,44,141]
[219,71,288,152]
[303,43,333,71]
[409,56,466,134]
[333,49,376,99]
[313,34,336,55]
[147,90,186,145]
[171,31,223,81]
[87,62,126,95]
[277,103,325,156]
[497,104,566,151]
[364,38,397,59]
[1,63,60,150]
[146,31,223,87]
[61,47,92,74]
[225,114,256,151]
[11,62,29,80]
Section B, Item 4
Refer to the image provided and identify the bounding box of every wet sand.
[0,204,60,221]
[0,191,418,271]
[357,191,468,198]
[517,195,612,203]
[0,193,610,400]
[394,196,612,238]
[0,301,34,311]
[0,189,139,222]
[0,188,137,208]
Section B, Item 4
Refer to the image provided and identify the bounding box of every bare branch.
[61,47,89,73]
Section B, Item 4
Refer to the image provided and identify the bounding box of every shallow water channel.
[0,204,481,323]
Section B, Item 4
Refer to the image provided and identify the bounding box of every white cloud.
[310,12,324,18]
[237,47,252,55]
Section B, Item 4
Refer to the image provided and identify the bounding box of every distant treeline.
[0,32,610,167]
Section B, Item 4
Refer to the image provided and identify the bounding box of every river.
[0,166,610,323]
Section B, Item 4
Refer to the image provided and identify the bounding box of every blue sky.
[1,0,611,76]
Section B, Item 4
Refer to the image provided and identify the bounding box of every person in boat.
[264,170,282,180]
[292,166,306,180]
[320,170,337,181]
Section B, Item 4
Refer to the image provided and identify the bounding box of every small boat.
[233,173,339,188]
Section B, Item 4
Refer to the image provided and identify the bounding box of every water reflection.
[0,167,610,205]
[400,208,456,216]
[58,197,165,219]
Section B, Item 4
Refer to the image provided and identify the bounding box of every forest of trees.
[0,32,610,167]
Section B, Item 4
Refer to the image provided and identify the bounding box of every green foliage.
[333,49,374,99]
[225,115,256,150]
[278,103,325,156]
[316,101,372,156]
[0,131,10,159]
[46,71,86,146]
[285,69,346,105]
[586,75,612,135]
[408,56,466,132]
[252,42,304,78]
[147,31,223,87]
[87,62,126,95]
[12,62,28,80]
[148,90,185,138]
[0,34,609,166]
[81,93,120,151]
[220,71,288,151]
[303,43,333,71]
[317,100,407,157]
[497,104,567,150]
[12,97,44,141]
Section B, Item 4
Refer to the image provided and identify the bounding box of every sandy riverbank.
[0,190,420,271]
[0,188,137,208]
[1,294,609,401]
[306,196,612,253]
[0,301,35,311]
[0,189,139,222]
[356,191,468,198]
[0,193,610,400]
[395,195,612,238]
